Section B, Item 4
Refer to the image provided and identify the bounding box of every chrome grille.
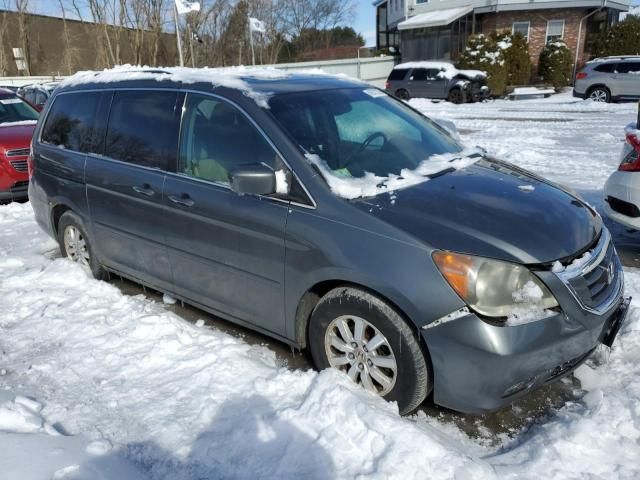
[9,159,28,172]
[6,148,30,157]
[555,229,622,314]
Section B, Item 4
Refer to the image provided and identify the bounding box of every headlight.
[432,251,558,318]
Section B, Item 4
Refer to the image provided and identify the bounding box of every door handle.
[168,194,195,207]
[132,184,155,197]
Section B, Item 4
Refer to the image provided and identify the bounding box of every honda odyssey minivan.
[29,67,629,415]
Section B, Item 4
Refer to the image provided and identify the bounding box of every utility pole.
[174,5,184,67]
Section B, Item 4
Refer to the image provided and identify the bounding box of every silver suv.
[574,56,640,102]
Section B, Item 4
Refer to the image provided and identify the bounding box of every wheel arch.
[50,203,73,235]
[586,84,611,96]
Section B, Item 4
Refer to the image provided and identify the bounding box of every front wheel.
[308,287,432,415]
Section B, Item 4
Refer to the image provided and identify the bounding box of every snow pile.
[394,61,486,80]
[0,391,145,479]
[552,251,593,275]
[507,281,555,326]
[0,202,491,480]
[306,148,481,200]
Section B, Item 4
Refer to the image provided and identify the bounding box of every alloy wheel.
[63,225,91,268]
[589,89,608,102]
[324,315,398,395]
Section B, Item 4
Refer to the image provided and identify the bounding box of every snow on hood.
[394,61,486,80]
[306,148,482,200]
[59,65,360,108]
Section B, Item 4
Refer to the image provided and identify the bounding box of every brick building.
[375,0,629,70]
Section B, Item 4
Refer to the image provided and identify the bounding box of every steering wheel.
[342,132,388,168]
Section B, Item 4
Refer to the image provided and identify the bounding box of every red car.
[0,88,38,202]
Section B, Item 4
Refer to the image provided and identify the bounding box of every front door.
[162,93,290,336]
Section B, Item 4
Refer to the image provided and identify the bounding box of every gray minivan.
[29,68,629,415]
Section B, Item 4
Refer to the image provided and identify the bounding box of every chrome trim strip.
[554,229,623,315]
[422,307,471,330]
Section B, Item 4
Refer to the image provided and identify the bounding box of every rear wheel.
[587,86,610,103]
[395,89,410,100]
[57,211,106,280]
[308,286,431,415]
[447,88,464,104]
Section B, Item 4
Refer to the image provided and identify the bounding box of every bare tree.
[15,0,31,75]
[0,1,10,75]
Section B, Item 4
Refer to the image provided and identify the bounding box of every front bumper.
[0,180,28,201]
[422,296,630,414]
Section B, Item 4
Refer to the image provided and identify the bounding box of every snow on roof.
[398,5,474,30]
[393,61,486,80]
[59,65,359,108]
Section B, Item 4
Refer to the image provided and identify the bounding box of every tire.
[587,86,611,103]
[57,211,106,280]
[395,89,410,100]
[308,286,431,415]
[447,88,464,104]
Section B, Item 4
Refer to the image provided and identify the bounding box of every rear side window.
[41,92,104,153]
[594,63,616,73]
[615,62,640,74]
[388,69,408,81]
[410,69,429,81]
[105,90,179,170]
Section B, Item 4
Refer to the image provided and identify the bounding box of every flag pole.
[174,5,185,67]
[248,16,255,66]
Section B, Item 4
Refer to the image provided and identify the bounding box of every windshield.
[0,94,39,126]
[268,88,468,198]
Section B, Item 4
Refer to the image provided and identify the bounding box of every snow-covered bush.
[592,16,640,57]
[502,31,531,85]
[538,41,572,88]
[458,33,509,96]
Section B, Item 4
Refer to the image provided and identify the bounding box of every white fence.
[0,56,397,89]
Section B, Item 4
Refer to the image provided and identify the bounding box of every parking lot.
[2,90,640,479]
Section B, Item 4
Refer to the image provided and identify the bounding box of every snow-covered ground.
[1,91,640,479]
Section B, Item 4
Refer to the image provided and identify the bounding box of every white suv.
[574,56,640,103]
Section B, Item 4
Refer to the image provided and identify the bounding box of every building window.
[512,21,530,41]
[546,20,565,44]
[417,0,429,4]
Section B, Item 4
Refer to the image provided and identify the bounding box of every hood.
[0,123,36,154]
[354,158,600,265]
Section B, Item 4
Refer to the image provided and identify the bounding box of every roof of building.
[397,5,474,31]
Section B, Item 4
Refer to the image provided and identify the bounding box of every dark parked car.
[385,62,490,103]
[0,88,38,202]
[29,68,629,415]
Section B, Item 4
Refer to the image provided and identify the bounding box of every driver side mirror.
[228,163,277,196]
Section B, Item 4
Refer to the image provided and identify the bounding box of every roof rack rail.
[592,55,640,62]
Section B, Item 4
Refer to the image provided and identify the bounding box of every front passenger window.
[178,93,281,185]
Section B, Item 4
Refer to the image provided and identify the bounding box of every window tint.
[0,94,38,124]
[35,91,47,105]
[105,90,179,170]
[595,63,616,73]
[41,92,104,153]
[178,93,280,185]
[24,91,35,104]
[410,69,428,81]
[388,69,408,81]
[616,62,640,74]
